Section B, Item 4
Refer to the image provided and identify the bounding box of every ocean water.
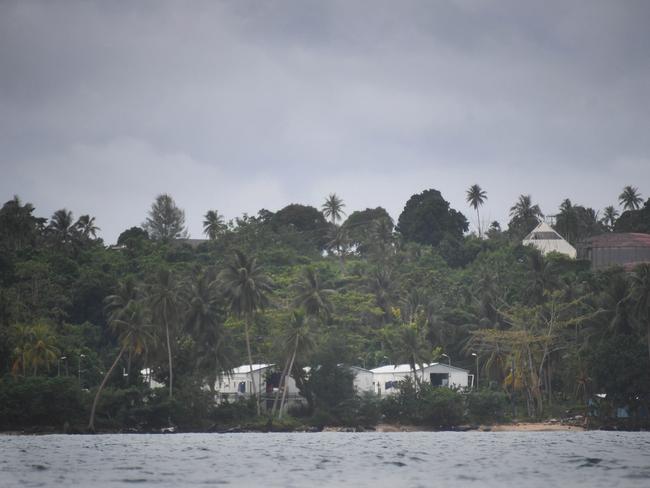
[1,431,649,487]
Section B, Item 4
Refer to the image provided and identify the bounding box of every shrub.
[0,376,86,429]
[466,390,509,424]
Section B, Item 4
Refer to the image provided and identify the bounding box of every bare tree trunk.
[165,319,173,400]
[279,336,299,419]
[244,316,260,416]
[272,355,291,416]
[88,346,126,432]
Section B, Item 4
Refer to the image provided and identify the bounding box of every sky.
[2,0,649,244]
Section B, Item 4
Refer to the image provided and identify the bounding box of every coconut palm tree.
[219,250,273,415]
[74,215,100,239]
[392,325,430,386]
[367,268,399,324]
[601,206,619,231]
[326,225,350,273]
[203,210,227,240]
[183,269,233,390]
[619,186,643,211]
[508,195,543,239]
[24,324,60,376]
[466,184,487,237]
[321,193,346,224]
[630,263,650,360]
[48,209,75,245]
[277,311,314,418]
[88,301,152,432]
[509,195,543,222]
[147,268,183,399]
[292,268,334,319]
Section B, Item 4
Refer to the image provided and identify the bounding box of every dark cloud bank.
[1,0,649,243]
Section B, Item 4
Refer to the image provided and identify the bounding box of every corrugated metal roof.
[231,364,274,374]
[582,233,650,248]
[370,363,469,374]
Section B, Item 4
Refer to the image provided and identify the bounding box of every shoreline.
[1,422,590,435]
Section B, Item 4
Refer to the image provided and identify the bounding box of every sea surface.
[1,431,649,487]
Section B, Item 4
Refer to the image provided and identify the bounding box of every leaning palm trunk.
[244,316,260,415]
[271,355,291,416]
[88,345,126,432]
[165,316,173,400]
[279,336,299,419]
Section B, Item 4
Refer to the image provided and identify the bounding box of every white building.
[523,221,576,258]
[370,363,470,395]
[213,364,300,405]
[349,366,375,393]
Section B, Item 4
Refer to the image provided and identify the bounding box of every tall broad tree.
[143,194,188,241]
[396,189,468,246]
[219,250,273,415]
[0,196,44,251]
[322,193,346,225]
[466,184,487,237]
[147,268,183,399]
[203,210,227,240]
[619,186,643,211]
[88,301,152,432]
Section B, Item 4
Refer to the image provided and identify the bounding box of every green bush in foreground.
[466,390,509,424]
[0,376,87,429]
[381,378,465,427]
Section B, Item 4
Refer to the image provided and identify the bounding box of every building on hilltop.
[577,233,650,270]
[522,221,576,258]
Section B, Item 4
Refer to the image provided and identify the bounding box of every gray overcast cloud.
[1,0,649,243]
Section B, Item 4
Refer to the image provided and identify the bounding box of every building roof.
[370,363,468,374]
[522,221,576,258]
[581,232,650,249]
[231,364,274,374]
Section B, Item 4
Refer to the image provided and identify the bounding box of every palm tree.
[466,184,487,237]
[203,210,227,240]
[147,268,182,399]
[48,209,75,245]
[11,324,36,376]
[292,268,334,319]
[630,263,650,360]
[322,193,345,224]
[25,324,60,376]
[392,325,430,386]
[88,301,152,432]
[326,225,350,273]
[183,269,233,390]
[367,268,399,324]
[619,186,643,211]
[510,195,543,222]
[219,250,273,415]
[277,311,314,418]
[509,195,544,239]
[601,206,619,231]
[74,215,100,239]
[556,199,577,243]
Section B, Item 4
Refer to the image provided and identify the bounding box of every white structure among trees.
[370,363,470,395]
[522,221,576,258]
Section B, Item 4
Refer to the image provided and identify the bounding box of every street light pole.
[471,353,479,390]
[78,354,85,384]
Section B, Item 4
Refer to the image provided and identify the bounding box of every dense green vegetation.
[1,186,649,432]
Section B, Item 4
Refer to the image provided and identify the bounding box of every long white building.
[370,363,471,395]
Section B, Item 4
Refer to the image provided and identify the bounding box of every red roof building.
[577,233,650,270]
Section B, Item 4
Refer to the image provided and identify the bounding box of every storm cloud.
[2,0,649,242]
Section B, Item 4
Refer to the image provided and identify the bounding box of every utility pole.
[511,356,516,419]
